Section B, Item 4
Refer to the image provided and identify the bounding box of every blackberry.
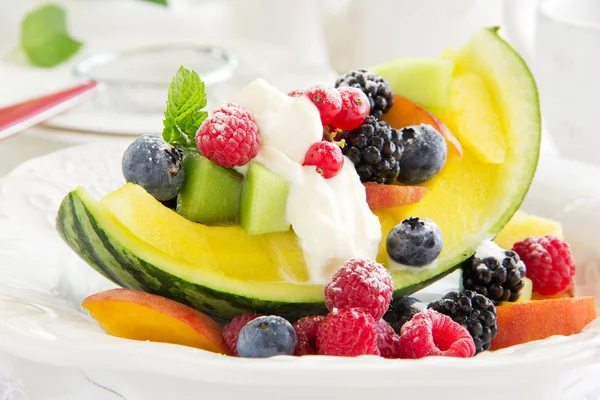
[383,296,424,334]
[340,116,403,183]
[462,241,527,304]
[428,290,497,353]
[335,69,394,119]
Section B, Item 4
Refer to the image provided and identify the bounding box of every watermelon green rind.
[389,28,541,298]
[469,27,541,231]
[57,188,327,322]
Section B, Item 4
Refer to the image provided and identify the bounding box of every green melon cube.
[177,152,242,224]
[370,57,454,115]
[239,162,290,236]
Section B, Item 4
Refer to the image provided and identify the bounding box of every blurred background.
[1,0,599,170]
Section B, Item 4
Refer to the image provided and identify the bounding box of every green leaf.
[21,4,83,68]
[141,0,169,6]
[162,66,208,148]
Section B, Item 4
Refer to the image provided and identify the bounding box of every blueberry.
[397,124,447,184]
[122,135,184,201]
[237,316,297,358]
[386,217,443,266]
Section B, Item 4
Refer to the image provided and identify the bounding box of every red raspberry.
[303,141,344,179]
[399,310,475,359]
[325,258,393,320]
[376,319,402,359]
[293,315,325,356]
[222,313,262,356]
[331,87,370,131]
[512,236,576,296]
[304,85,343,126]
[317,308,380,356]
[196,103,260,168]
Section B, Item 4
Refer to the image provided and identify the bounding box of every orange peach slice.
[531,282,575,301]
[83,288,231,355]
[491,297,597,350]
[384,94,463,156]
[364,182,427,210]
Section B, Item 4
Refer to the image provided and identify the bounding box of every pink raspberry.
[293,315,325,356]
[512,236,576,296]
[376,319,402,359]
[399,310,475,359]
[317,308,380,357]
[325,258,393,320]
[196,103,260,168]
[222,313,262,356]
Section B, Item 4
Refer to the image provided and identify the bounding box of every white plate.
[0,144,599,400]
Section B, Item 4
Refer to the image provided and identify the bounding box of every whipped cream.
[388,257,439,272]
[475,240,506,260]
[235,79,382,283]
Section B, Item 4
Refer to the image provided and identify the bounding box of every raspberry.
[293,315,325,356]
[332,87,370,131]
[222,313,262,356]
[325,258,393,320]
[304,85,343,126]
[303,141,344,179]
[399,310,475,359]
[196,103,260,168]
[317,308,380,356]
[512,236,576,296]
[376,319,402,359]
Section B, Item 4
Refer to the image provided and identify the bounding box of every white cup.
[324,0,502,72]
[534,0,600,165]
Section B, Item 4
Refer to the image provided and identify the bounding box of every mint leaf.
[141,0,168,6]
[162,66,208,148]
[21,4,83,68]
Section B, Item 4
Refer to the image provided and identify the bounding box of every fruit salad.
[57,27,596,359]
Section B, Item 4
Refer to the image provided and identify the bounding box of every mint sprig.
[142,0,168,6]
[21,4,83,68]
[162,66,208,148]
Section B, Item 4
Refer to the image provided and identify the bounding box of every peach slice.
[531,282,575,300]
[491,297,597,350]
[384,94,463,156]
[364,182,427,210]
[83,288,231,354]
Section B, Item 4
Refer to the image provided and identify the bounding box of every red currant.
[331,87,370,131]
[287,89,305,97]
[304,85,343,126]
[303,141,344,179]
